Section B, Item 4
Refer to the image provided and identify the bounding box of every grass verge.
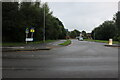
[84,39,119,44]
[2,40,57,46]
[59,40,71,46]
[28,40,56,44]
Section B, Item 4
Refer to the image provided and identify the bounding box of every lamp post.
[43,3,46,43]
[94,32,95,40]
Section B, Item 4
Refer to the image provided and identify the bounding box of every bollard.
[109,39,112,45]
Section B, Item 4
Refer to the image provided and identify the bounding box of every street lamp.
[94,31,95,40]
[43,3,46,43]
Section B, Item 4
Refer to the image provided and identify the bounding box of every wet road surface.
[2,39,118,78]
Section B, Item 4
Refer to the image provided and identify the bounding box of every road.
[2,39,118,78]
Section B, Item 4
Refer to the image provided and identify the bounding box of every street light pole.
[43,3,46,43]
[94,32,95,40]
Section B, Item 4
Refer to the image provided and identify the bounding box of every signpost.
[25,28,29,44]
[30,27,35,33]
[30,27,35,38]
[25,38,33,41]
[25,27,35,44]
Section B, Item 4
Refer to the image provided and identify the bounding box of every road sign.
[30,28,35,33]
[25,28,29,33]
[25,38,33,41]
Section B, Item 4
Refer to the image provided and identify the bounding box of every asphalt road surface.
[2,39,118,78]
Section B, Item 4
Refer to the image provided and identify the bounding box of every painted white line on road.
[1,47,24,49]
[2,68,33,70]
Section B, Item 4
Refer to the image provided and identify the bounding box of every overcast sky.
[48,2,118,33]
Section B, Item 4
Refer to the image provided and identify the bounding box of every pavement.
[2,40,66,52]
[2,39,118,78]
[104,44,120,47]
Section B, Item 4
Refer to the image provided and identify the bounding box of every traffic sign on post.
[30,27,35,33]
[25,28,29,33]
[25,27,35,44]
[25,38,33,41]
[25,28,29,44]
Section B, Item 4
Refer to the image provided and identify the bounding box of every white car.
[76,37,83,41]
[79,37,83,41]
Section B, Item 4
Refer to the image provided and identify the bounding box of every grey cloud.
[48,2,118,33]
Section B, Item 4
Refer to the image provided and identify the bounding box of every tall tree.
[2,2,19,42]
[91,21,117,40]
[2,2,67,42]
[114,12,120,41]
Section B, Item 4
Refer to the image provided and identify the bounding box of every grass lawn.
[84,39,119,44]
[59,39,71,46]
[2,40,57,46]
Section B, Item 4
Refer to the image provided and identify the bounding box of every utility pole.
[94,32,95,40]
[43,3,46,43]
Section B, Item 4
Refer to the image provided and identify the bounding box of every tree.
[74,29,81,36]
[2,2,67,42]
[81,30,87,39]
[2,2,20,42]
[69,29,80,38]
[114,12,120,41]
[91,21,117,40]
